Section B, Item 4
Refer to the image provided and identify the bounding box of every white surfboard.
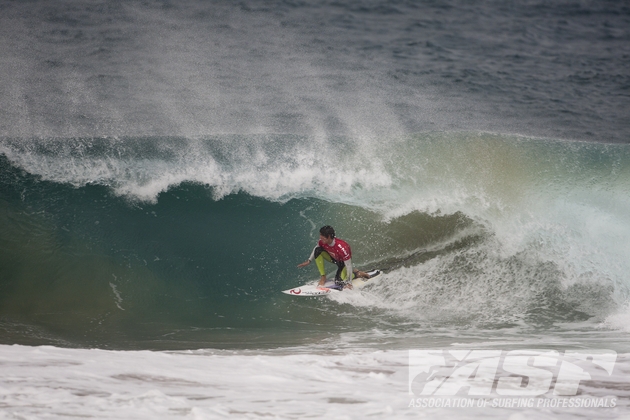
[282,269,381,296]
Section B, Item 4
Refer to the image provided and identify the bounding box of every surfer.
[297,225,371,290]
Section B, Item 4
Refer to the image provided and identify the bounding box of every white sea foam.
[602,303,630,333]
[0,344,628,419]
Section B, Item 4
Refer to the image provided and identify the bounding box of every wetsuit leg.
[313,247,334,277]
[335,266,359,289]
[333,261,351,289]
[335,265,346,282]
[313,247,348,289]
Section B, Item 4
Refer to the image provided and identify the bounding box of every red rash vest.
[318,238,352,262]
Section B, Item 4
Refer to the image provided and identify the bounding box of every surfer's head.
[319,225,335,240]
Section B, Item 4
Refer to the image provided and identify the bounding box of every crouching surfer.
[297,225,370,290]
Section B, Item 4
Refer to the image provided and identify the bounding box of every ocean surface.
[1,0,629,418]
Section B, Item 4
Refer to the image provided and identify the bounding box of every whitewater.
[1,0,629,418]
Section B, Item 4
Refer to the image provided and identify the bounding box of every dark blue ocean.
[1,0,628,142]
[0,2,630,417]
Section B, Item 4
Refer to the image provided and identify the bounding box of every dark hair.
[319,225,335,239]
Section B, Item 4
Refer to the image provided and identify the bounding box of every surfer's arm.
[297,246,318,268]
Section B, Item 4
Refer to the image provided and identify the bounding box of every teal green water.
[0,161,464,348]
[1,133,629,350]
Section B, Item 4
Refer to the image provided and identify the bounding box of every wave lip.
[0,135,393,203]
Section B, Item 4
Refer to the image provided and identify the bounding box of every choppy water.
[1,0,629,142]
[1,0,629,418]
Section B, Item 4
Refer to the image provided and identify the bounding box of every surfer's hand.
[297,260,310,268]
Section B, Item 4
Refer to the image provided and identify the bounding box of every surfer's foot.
[318,275,327,287]
[355,270,370,279]
[343,282,353,290]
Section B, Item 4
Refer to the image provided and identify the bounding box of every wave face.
[1,0,629,350]
[1,133,628,349]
